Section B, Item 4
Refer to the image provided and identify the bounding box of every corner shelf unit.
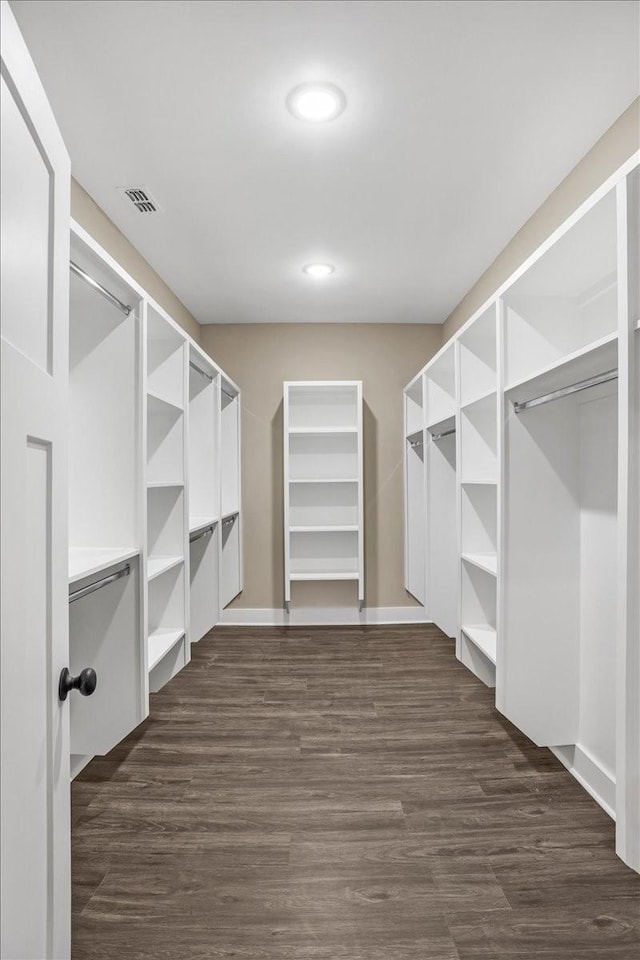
[284,381,364,610]
[68,220,243,779]
[402,153,640,873]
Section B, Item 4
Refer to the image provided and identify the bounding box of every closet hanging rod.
[221,514,237,527]
[430,427,456,441]
[189,524,215,543]
[68,564,130,604]
[408,437,423,449]
[189,360,214,383]
[513,368,618,414]
[69,261,133,317]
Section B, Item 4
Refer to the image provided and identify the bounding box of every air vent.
[118,187,161,214]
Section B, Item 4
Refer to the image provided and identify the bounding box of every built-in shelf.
[147,390,183,416]
[289,477,359,484]
[290,571,360,581]
[288,427,358,435]
[147,555,184,581]
[147,480,184,489]
[290,525,359,533]
[189,516,219,535]
[148,628,185,672]
[504,332,618,396]
[462,625,497,664]
[221,509,239,522]
[461,553,497,577]
[461,479,497,486]
[427,413,456,434]
[460,387,497,411]
[68,546,139,585]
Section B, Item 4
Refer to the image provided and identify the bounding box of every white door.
[1,2,71,957]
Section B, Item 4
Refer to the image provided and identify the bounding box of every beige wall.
[201,323,441,610]
[71,179,201,343]
[442,98,640,342]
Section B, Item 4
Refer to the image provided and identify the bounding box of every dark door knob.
[58,667,97,702]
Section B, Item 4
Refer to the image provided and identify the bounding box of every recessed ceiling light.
[303,263,335,279]
[287,83,346,122]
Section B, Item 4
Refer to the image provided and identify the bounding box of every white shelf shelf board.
[427,413,456,434]
[460,388,497,411]
[68,546,139,584]
[289,525,359,533]
[288,427,358,435]
[289,571,360,582]
[461,479,497,486]
[221,509,240,521]
[147,555,184,581]
[189,516,219,535]
[461,552,497,576]
[462,625,497,664]
[148,628,185,672]
[505,332,618,397]
[289,478,358,484]
[147,390,183,416]
[147,480,184,489]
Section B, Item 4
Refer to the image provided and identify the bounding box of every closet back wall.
[201,323,441,610]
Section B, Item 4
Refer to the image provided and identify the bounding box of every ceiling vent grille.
[118,187,161,213]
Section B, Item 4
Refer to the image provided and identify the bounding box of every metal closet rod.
[70,261,133,317]
[513,368,618,414]
[431,427,456,441]
[408,437,423,449]
[190,524,215,543]
[189,359,214,383]
[221,514,237,527]
[69,564,130,604]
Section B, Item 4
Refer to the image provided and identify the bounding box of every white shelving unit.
[402,153,640,873]
[144,304,189,693]
[220,374,242,609]
[284,381,364,610]
[68,229,144,772]
[404,374,426,604]
[188,344,221,640]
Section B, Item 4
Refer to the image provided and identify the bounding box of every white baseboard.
[551,743,616,820]
[219,606,430,627]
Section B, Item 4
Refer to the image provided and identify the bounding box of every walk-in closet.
[1,1,639,958]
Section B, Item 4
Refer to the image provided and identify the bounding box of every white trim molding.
[220,606,431,627]
[551,744,616,821]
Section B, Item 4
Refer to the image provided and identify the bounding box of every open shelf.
[147,389,183,416]
[405,376,424,436]
[286,382,359,431]
[147,556,183,581]
[289,480,358,527]
[68,546,139,585]
[427,413,455,436]
[147,480,184,488]
[461,553,497,577]
[503,187,617,387]
[460,391,497,484]
[426,343,456,426]
[289,477,358,484]
[459,305,497,406]
[189,515,219,535]
[290,525,359,533]
[189,349,219,526]
[505,331,618,399]
[147,305,186,409]
[290,571,360,581]
[288,431,358,482]
[148,628,185,672]
[289,426,358,435]
[461,625,497,664]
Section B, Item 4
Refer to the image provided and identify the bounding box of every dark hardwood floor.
[72,625,640,959]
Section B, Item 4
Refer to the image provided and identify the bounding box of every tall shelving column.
[144,304,189,692]
[220,375,242,608]
[457,303,499,686]
[284,381,364,611]
[404,374,426,605]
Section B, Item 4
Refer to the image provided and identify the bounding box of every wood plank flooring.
[72,625,640,959]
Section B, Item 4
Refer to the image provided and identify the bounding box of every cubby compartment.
[405,432,425,604]
[147,563,187,691]
[460,561,497,669]
[147,305,186,409]
[221,513,241,607]
[288,432,358,481]
[460,391,497,483]
[68,235,140,576]
[147,403,185,486]
[190,523,219,642]
[426,428,457,637]
[459,305,497,406]
[460,482,497,572]
[289,530,359,580]
[426,343,456,427]
[189,350,219,529]
[69,557,142,757]
[288,382,359,430]
[405,375,424,436]
[503,377,618,771]
[147,485,185,580]
[289,480,358,528]
[504,187,618,388]
[221,381,240,519]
